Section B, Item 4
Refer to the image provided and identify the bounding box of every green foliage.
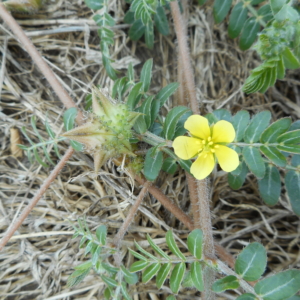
[18,116,64,168]
[84,0,117,79]
[125,0,172,49]
[254,269,300,300]
[235,242,267,281]
[212,275,239,292]
[129,230,205,293]
[144,147,163,181]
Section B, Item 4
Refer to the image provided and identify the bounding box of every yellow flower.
[173,115,239,180]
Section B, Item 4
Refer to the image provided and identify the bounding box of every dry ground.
[0,0,300,299]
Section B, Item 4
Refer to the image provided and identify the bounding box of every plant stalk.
[0,147,74,251]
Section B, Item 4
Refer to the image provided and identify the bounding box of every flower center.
[197,136,219,155]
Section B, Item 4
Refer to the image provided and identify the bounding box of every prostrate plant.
[6,0,300,299]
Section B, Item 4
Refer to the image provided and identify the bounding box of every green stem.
[243,0,267,27]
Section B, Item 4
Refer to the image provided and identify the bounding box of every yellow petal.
[212,120,236,143]
[190,152,215,180]
[173,136,201,160]
[184,115,211,140]
[215,145,239,172]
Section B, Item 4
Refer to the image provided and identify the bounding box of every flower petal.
[173,136,201,160]
[184,115,211,140]
[215,145,239,172]
[212,120,236,143]
[190,152,215,180]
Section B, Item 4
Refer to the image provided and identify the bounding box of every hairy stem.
[170,1,198,113]
[113,181,152,266]
[0,147,74,251]
[134,175,194,230]
[0,3,84,124]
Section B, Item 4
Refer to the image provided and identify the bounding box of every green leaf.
[84,0,103,10]
[174,110,193,138]
[140,96,155,128]
[235,242,267,281]
[67,265,92,287]
[121,265,138,285]
[212,275,239,292]
[228,2,248,39]
[156,263,172,289]
[124,11,135,24]
[144,148,163,181]
[244,111,271,143]
[142,263,161,283]
[270,0,287,15]
[277,144,300,154]
[95,225,107,245]
[228,161,248,189]
[162,157,178,175]
[232,110,250,142]
[261,117,291,143]
[134,240,158,261]
[277,129,300,145]
[213,0,233,24]
[291,154,300,167]
[258,4,273,22]
[104,287,111,300]
[129,19,146,41]
[187,229,203,259]
[251,0,265,4]
[156,82,179,107]
[129,248,147,261]
[260,146,286,167]
[145,21,154,49]
[166,296,176,300]
[236,294,257,300]
[140,59,153,92]
[258,164,281,206]
[282,47,300,69]
[285,171,300,216]
[63,108,84,151]
[190,262,204,291]
[121,282,132,300]
[163,106,190,140]
[147,234,170,259]
[198,0,208,4]
[170,262,186,294]
[178,159,192,173]
[239,17,260,50]
[101,275,118,287]
[166,230,186,261]
[130,260,149,272]
[213,109,232,121]
[133,114,148,134]
[243,147,266,179]
[154,6,169,36]
[277,55,285,79]
[254,269,300,300]
[127,82,143,110]
[274,5,299,23]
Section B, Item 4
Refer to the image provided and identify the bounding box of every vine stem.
[171,2,216,298]
[0,3,84,125]
[0,147,74,251]
[113,181,152,266]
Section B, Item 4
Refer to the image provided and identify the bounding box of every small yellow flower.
[173,115,239,180]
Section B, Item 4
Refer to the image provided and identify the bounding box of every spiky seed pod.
[63,88,141,173]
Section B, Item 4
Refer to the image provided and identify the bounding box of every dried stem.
[113,181,152,266]
[134,175,194,230]
[0,147,74,251]
[0,3,84,124]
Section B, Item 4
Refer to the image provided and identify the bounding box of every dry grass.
[0,1,300,299]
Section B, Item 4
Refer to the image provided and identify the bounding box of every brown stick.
[134,175,194,230]
[0,3,84,124]
[113,181,152,248]
[170,1,198,114]
[0,147,74,251]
